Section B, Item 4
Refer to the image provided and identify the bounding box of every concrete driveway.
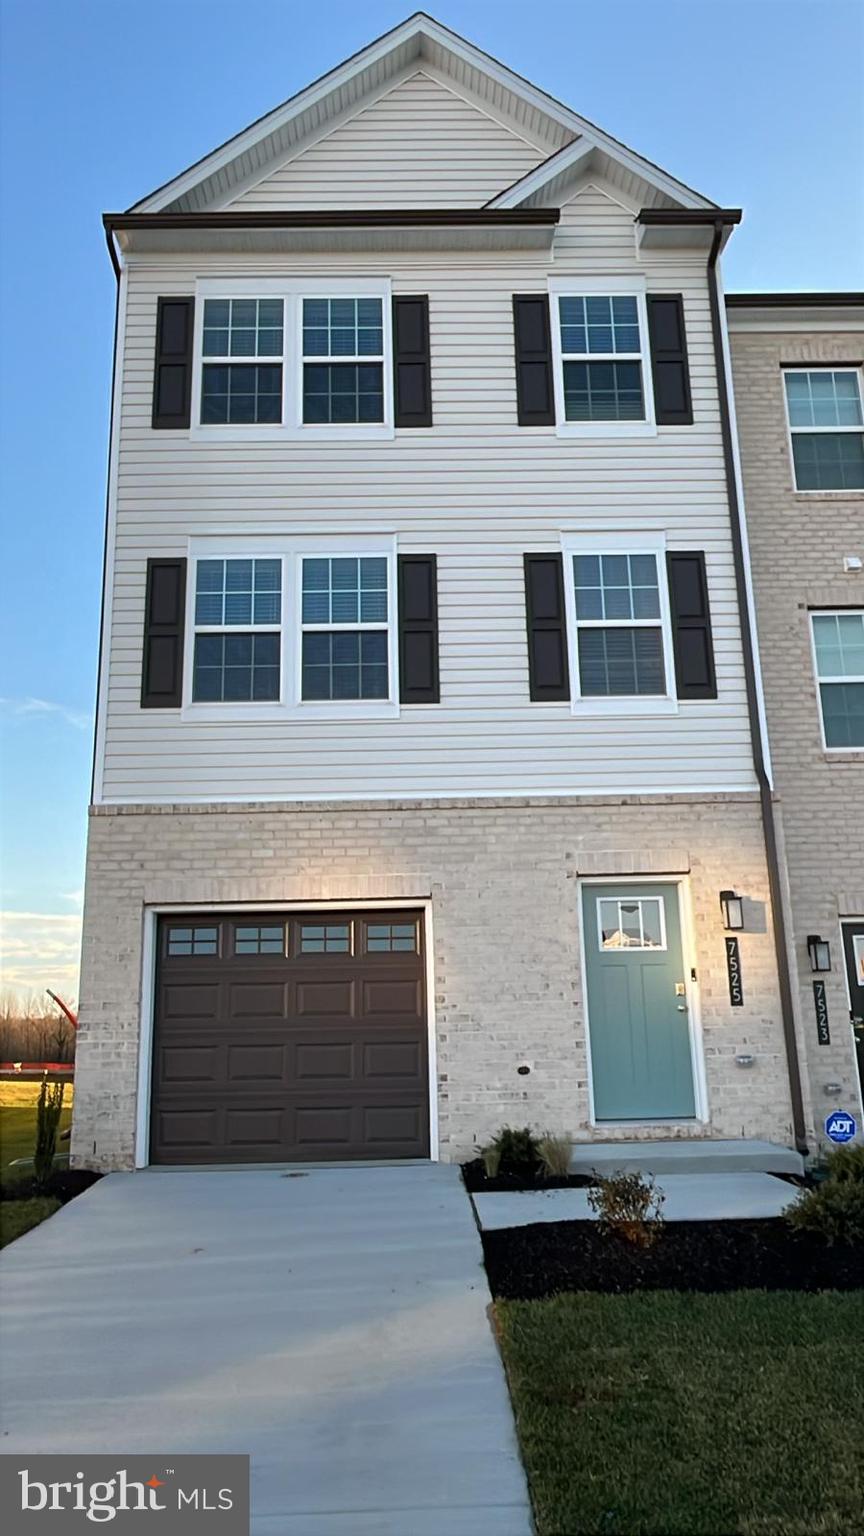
[0,1165,531,1534]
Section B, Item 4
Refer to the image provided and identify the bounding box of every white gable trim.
[487,138,594,208]
[129,13,715,215]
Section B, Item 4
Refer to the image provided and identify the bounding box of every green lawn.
[0,1098,73,1174]
[497,1289,864,1536]
[0,1197,61,1249]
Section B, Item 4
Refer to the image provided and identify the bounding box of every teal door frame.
[580,877,707,1125]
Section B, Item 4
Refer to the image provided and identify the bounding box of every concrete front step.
[474,1173,799,1230]
[569,1138,805,1179]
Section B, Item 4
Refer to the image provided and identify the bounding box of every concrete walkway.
[0,1166,531,1535]
[474,1171,798,1230]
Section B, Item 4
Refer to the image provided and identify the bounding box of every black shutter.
[392,296,432,426]
[666,552,716,699]
[141,558,187,708]
[513,296,555,425]
[398,555,439,703]
[152,297,194,429]
[647,295,693,425]
[524,554,570,701]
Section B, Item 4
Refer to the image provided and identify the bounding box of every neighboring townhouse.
[72,12,806,1171]
[727,293,864,1148]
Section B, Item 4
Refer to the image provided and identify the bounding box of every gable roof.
[129,11,716,215]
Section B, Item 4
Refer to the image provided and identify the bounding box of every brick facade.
[71,794,796,1169]
[729,323,864,1146]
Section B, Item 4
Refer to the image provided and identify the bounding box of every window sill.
[555,421,657,440]
[822,748,864,760]
[180,701,400,723]
[188,424,395,443]
[571,697,679,718]
[793,488,864,498]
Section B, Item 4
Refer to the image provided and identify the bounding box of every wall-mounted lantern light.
[807,935,832,973]
[719,890,744,931]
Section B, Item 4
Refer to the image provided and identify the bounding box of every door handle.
[676,1003,688,1012]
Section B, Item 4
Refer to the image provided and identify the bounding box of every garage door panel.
[294,979,355,1018]
[227,1043,285,1081]
[294,1041,355,1080]
[227,982,287,1018]
[160,982,221,1021]
[151,911,429,1164]
[363,1040,424,1080]
[159,1044,221,1083]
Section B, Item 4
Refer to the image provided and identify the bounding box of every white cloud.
[0,910,82,1004]
[0,696,92,732]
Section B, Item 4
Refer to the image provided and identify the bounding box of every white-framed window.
[549,276,655,438]
[562,532,675,714]
[183,536,398,721]
[201,299,284,424]
[811,610,864,749]
[191,557,282,703]
[301,298,385,425]
[783,369,864,491]
[299,555,390,701]
[191,278,393,441]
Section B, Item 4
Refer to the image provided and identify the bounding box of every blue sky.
[0,0,861,1001]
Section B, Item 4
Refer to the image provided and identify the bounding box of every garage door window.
[234,924,285,955]
[366,922,417,953]
[300,922,351,953]
[166,925,219,957]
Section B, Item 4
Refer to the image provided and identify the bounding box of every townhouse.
[72,12,810,1170]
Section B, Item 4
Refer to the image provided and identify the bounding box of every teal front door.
[582,883,696,1121]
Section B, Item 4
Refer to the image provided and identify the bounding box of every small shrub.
[788,1145,864,1246]
[537,1133,572,1180]
[587,1170,665,1248]
[822,1143,864,1184]
[479,1126,541,1181]
[33,1077,65,1190]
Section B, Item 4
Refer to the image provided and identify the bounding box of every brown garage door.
[150,910,429,1164]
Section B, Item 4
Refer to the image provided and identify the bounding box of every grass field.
[0,1080,74,1174]
[497,1289,864,1536]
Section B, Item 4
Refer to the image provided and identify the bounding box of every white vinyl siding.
[99,179,755,802]
[227,72,548,210]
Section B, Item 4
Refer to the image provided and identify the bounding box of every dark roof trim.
[104,208,561,233]
[727,291,864,308]
[637,208,742,225]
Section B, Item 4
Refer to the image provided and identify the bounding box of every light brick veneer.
[730,326,864,1145]
[71,793,796,1169]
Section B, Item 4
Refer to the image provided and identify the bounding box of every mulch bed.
[0,1169,102,1205]
[462,1158,593,1193]
[482,1217,863,1297]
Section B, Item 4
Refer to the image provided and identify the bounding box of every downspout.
[89,227,122,799]
[706,218,808,1155]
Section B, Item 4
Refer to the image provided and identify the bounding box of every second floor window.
[201,299,284,424]
[557,294,645,423]
[569,549,670,700]
[811,611,864,748]
[192,558,282,702]
[784,369,864,491]
[302,298,385,424]
[300,557,390,700]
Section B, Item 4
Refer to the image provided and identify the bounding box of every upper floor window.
[302,298,384,424]
[561,535,675,713]
[811,611,864,749]
[300,556,390,701]
[192,558,281,702]
[192,280,393,439]
[784,369,864,491]
[549,278,655,438]
[572,552,667,697]
[558,295,645,423]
